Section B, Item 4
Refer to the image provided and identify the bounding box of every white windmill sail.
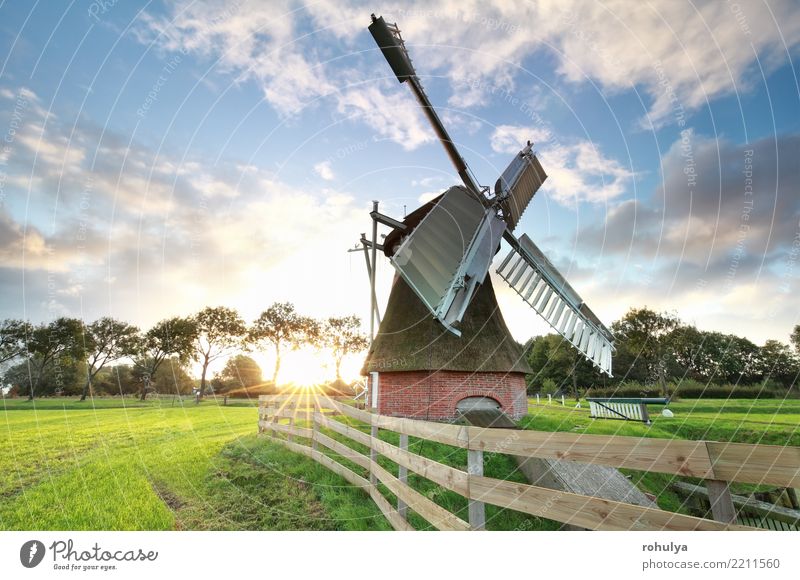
[390,186,506,336]
[368,13,614,372]
[497,234,614,375]
[495,143,548,231]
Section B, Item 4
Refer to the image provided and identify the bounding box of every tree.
[757,340,799,389]
[791,325,800,355]
[191,306,246,399]
[213,355,262,393]
[526,334,597,398]
[612,307,680,397]
[133,317,196,400]
[249,303,320,385]
[322,316,368,382]
[25,318,85,399]
[5,355,85,397]
[80,318,140,401]
[0,319,31,365]
[91,365,137,396]
[149,357,195,395]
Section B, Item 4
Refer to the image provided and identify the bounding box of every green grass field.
[0,397,389,531]
[1,396,798,530]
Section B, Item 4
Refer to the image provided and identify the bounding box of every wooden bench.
[586,397,669,425]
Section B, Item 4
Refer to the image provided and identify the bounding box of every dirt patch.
[150,480,186,525]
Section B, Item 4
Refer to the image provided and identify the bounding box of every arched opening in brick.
[455,395,502,414]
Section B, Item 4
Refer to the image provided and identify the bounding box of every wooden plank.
[333,401,375,424]
[370,487,414,531]
[672,481,800,526]
[330,403,469,448]
[259,421,313,439]
[467,449,486,530]
[315,413,372,447]
[369,436,470,496]
[370,461,471,531]
[706,441,800,487]
[273,431,412,531]
[706,479,736,524]
[279,437,315,459]
[269,410,312,420]
[310,448,372,491]
[372,415,469,448]
[468,428,714,478]
[468,476,756,531]
[314,431,371,471]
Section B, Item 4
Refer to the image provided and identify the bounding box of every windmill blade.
[368,15,483,197]
[495,143,548,230]
[390,186,506,336]
[497,233,614,375]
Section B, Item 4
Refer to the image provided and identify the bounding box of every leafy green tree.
[150,357,196,395]
[80,318,140,401]
[91,365,137,396]
[4,354,85,397]
[213,354,262,393]
[526,334,597,398]
[791,325,800,355]
[612,307,680,397]
[322,316,368,382]
[133,317,196,400]
[191,306,246,399]
[25,318,85,399]
[0,319,31,365]
[249,303,320,385]
[757,340,799,389]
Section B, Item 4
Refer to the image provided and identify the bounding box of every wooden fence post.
[468,448,486,530]
[370,424,379,485]
[706,479,736,524]
[398,433,409,518]
[312,402,319,451]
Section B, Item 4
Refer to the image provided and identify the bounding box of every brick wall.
[373,370,528,420]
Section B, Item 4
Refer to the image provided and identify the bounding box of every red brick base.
[371,370,528,420]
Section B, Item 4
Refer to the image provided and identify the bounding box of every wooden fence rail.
[256,395,800,531]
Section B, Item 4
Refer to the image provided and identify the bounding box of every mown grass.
[2,396,797,530]
[0,398,387,530]
[522,397,800,446]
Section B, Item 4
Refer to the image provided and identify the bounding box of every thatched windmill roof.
[361,275,532,375]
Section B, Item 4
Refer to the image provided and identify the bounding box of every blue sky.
[1,0,799,357]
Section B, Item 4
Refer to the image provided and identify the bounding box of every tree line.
[526,307,800,398]
[0,303,368,400]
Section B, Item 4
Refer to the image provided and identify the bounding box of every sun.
[250,346,364,387]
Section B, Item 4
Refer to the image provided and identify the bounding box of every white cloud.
[490,124,633,206]
[417,191,440,204]
[335,84,433,150]
[490,124,552,154]
[314,160,335,181]
[135,0,800,136]
[134,1,333,116]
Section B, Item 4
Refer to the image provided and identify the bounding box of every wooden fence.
[257,395,800,531]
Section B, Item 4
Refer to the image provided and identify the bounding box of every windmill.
[359,15,614,421]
